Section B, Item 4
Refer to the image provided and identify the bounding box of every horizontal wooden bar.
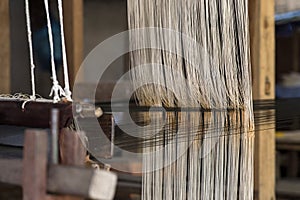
[0,101,72,128]
[0,159,117,200]
[48,165,117,200]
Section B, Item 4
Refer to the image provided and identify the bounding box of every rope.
[44,0,65,103]
[25,0,36,100]
[1,0,72,106]
[57,0,72,101]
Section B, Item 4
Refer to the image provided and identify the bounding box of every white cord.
[43,0,65,103]
[57,0,72,101]
[25,0,36,100]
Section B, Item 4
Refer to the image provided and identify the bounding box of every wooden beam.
[0,101,73,129]
[250,0,275,100]
[0,0,10,93]
[63,0,83,88]
[23,130,48,200]
[48,165,117,200]
[0,159,117,200]
[249,0,276,200]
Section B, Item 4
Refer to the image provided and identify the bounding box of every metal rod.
[51,108,59,164]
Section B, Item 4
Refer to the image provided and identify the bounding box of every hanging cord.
[57,0,72,101]
[44,0,65,103]
[25,0,36,100]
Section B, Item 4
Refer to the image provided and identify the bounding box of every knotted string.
[25,0,36,100]
[58,0,72,101]
[44,0,66,102]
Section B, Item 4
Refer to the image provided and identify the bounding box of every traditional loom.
[0,0,72,127]
[76,0,256,200]
[0,0,278,200]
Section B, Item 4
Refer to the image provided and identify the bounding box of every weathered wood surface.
[249,0,276,199]
[59,129,86,166]
[0,159,117,199]
[0,101,72,128]
[48,165,117,200]
[23,130,48,200]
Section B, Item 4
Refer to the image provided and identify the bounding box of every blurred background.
[9,0,128,98]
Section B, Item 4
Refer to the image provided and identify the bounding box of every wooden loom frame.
[0,128,117,200]
[0,0,275,199]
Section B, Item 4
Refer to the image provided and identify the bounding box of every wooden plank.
[249,0,276,200]
[0,159,117,200]
[0,101,73,128]
[59,129,86,166]
[58,129,86,200]
[0,0,10,93]
[63,0,83,87]
[22,130,48,200]
[48,165,117,200]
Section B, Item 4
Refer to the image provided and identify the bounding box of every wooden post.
[23,130,48,200]
[58,129,86,200]
[59,128,86,166]
[249,0,276,200]
[63,0,83,88]
[0,0,10,93]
